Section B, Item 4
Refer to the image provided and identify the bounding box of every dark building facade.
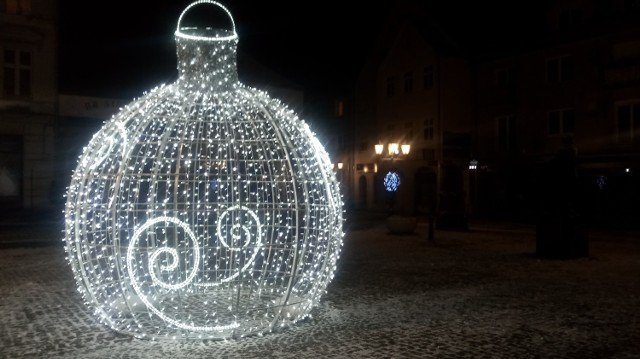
[348,1,473,224]
[1,1,305,213]
[0,0,58,210]
[476,0,640,226]
[340,0,640,227]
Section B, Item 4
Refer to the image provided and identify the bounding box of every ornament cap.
[175,1,237,42]
[174,1,239,91]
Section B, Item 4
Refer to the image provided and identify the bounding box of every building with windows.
[476,0,640,225]
[349,0,472,227]
[1,1,306,213]
[0,0,57,209]
[338,0,640,227]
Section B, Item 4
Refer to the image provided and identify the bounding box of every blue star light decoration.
[383,171,401,192]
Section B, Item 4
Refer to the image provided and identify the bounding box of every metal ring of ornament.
[175,0,237,41]
[89,122,128,170]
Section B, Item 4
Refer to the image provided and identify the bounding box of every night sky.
[59,0,543,100]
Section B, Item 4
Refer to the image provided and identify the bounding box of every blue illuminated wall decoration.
[384,171,401,192]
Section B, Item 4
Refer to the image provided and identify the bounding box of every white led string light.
[63,1,343,340]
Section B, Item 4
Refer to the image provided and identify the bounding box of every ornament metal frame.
[63,0,343,340]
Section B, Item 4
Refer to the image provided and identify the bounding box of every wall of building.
[344,0,640,226]
[351,18,473,221]
[474,1,640,224]
[0,0,58,209]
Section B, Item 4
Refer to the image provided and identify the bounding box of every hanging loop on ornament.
[175,0,237,42]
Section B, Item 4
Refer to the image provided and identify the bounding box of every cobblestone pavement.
[1,219,639,358]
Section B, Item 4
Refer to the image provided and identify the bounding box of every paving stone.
[0,222,639,358]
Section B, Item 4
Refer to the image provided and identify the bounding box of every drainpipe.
[436,53,442,220]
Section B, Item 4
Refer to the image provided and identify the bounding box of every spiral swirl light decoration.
[63,1,344,340]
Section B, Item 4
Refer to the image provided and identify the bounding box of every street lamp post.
[373,142,411,211]
[469,159,478,215]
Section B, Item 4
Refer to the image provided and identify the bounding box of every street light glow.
[388,143,399,156]
[374,143,384,155]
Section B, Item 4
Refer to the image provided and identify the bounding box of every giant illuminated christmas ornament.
[63,0,343,340]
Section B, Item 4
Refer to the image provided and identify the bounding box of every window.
[423,66,434,89]
[404,72,413,93]
[547,109,575,136]
[3,49,32,97]
[422,148,435,160]
[546,56,573,82]
[404,121,413,139]
[616,102,640,143]
[558,8,582,30]
[0,135,22,198]
[358,141,369,152]
[335,135,345,151]
[497,116,516,152]
[423,118,434,141]
[495,68,513,88]
[386,76,395,97]
[613,41,640,62]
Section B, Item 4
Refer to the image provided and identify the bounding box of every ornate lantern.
[63,1,343,340]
